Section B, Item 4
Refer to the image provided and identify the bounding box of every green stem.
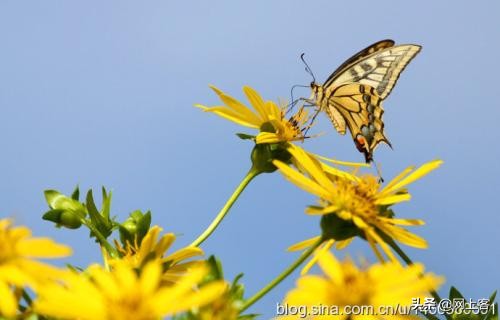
[240,238,323,313]
[101,245,111,271]
[385,237,443,320]
[189,167,260,248]
[84,220,119,258]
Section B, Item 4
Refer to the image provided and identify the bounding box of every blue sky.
[1,1,499,318]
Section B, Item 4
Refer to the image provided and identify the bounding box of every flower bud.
[119,210,151,246]
[42,190,87,229]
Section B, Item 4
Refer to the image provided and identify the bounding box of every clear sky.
[1,1,499,318]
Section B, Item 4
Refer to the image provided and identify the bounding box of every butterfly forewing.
[327,44,421,99]
[324,39,395,86]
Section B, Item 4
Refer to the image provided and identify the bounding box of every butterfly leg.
[301,102,321,137]
[371,158,384,183]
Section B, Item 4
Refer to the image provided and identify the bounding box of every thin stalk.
[189,167,260,247]
[240,238,323,312]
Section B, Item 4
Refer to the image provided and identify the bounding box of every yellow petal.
[243,86,268,121]
[287,145,336,192]
[140,262,161,295]
[380,224,428,249]
[314,153,369,168]
[317,250,344,286]
[273,160,331,200]
[165,247,203,263]
[18,238,72,258]
[381,160,443,195]
[305,204,339,215]
[287,236,321,252]
[379,165,414,196]
[209,86,262,125]
[256,132,280,144]
[378,217,425,226]
[300,240,334,275]
[0,281,17,318]
[366,229,398,263]
[375,193,411,205]
[195,104,260,128]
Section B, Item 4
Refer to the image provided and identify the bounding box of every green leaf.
[238,314,260,320]
[483,291,498,320]
[101,188,112,220]
[86,189,112,239]
[136,210,151,242]
[489,291,497,303]
[236,133,256,140]
[450,286,465,300]
[71,185,80,200]
[44,190,64,209]
[42,209,63,223]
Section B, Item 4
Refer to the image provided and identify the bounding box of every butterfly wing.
[323,83,389,162]
[325,42,421,100]
[324,103,347,135]
[324,39,395,87]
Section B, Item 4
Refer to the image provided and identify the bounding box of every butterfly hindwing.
[324,103,346,135]
[325,83,389,162]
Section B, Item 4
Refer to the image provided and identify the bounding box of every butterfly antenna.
[372,159,384,183]
[300,53,316,83]
[287,84,309,115]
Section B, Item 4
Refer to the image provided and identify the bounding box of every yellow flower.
[114,225,204,285]
[196,85,309,143]
[192,291,240,320]
[273,145,443,263]
[34,259,227,320]
[0,218,71,317]
[281,251,444,320]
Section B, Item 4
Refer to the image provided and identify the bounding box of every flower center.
[330,176,380,221]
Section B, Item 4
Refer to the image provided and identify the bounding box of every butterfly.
[303,39,421,163]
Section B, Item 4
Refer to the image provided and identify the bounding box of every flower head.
[114,225,204,284]
[196,86,309,144]
[274,145,443,263]
[0,218,71,317]
[281,251,444,320]
[34,259,227,320]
